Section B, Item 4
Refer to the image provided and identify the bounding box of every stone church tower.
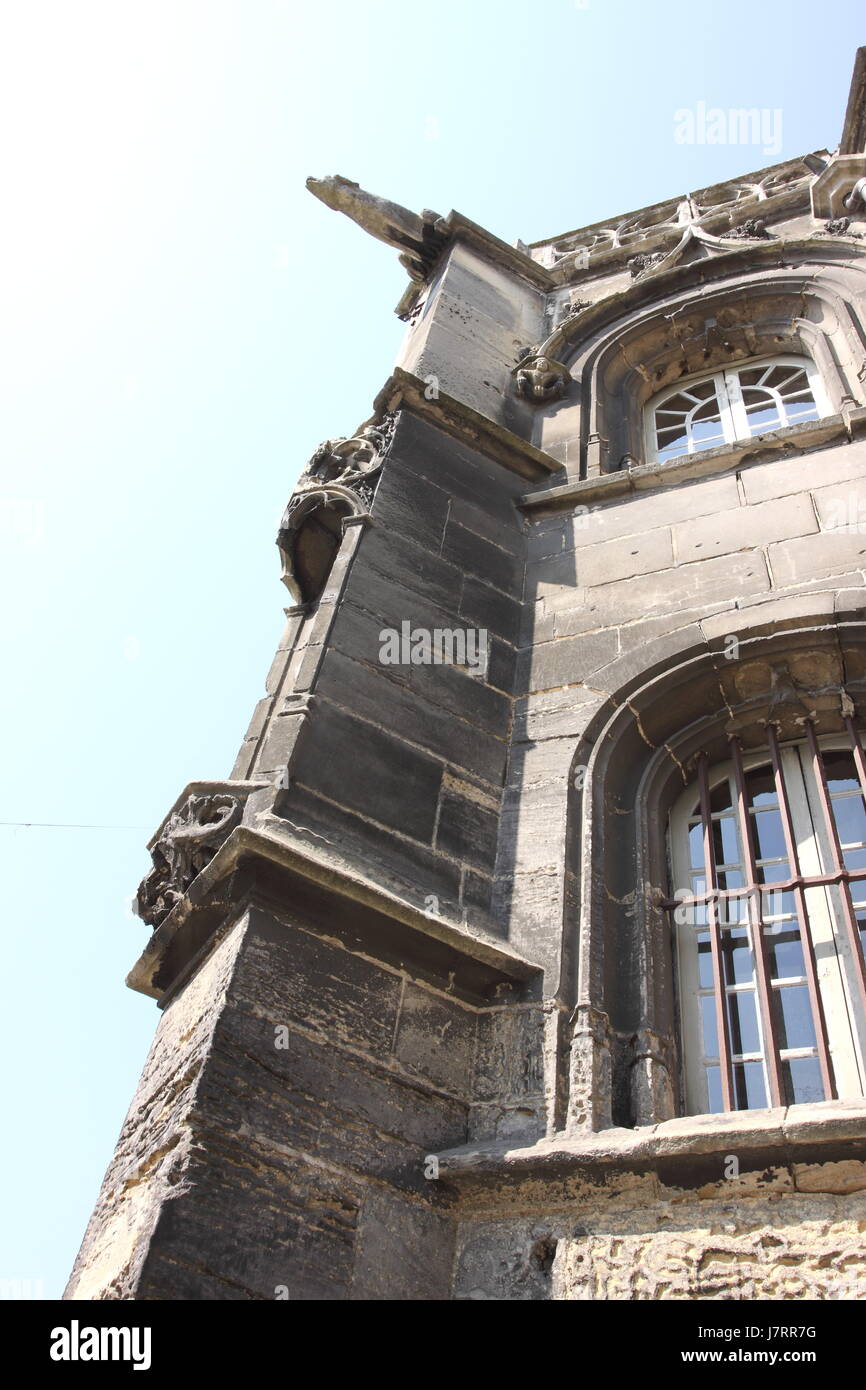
[68,51,866,1301]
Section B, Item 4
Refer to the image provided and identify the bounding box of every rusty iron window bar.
[664,721,866,1114]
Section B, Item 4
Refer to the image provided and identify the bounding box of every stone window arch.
[536,248,866,476]
[562,615,866,1133]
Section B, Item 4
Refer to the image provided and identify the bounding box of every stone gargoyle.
[135,792,241,929]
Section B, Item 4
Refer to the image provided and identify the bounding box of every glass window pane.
[720,927,753,985]
[700,994,719,1058]
[772,984,817,1051]
[764,922,805,980]
[745,406,782,434]
[784,399,818,422]
[745,767,777,806]
[709,779,733,813]
[761,888,797,919]
[843,847,866,873]
[697,933,714,990]
[831,794,866,847]
[706,1065,723,1114]
[757,859,791,885]
[752,808,786,861]
[688,820,704,869]
[734,1060,767,1109]
[822,752,860,793]
[690,420,726,448]
[727,989,761,1055]
[713,816,740,866]
[783,1056,824,1105]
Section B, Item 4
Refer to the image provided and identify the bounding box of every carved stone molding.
[276,412,397,600]
[531,154,826,284]
[719,217,775,241]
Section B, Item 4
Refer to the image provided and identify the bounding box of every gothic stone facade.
[67,52,866,1300]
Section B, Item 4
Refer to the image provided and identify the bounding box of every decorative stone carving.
[536,155,822,278]
[815,216,862,238]
[719,218,774,241]
[627,251,667,279]
[513,350,571,404]
[275,412,397,599]
[135,793,242,928]
[306,175,448,282]
[556,298,590,327]
[296,413,397,501]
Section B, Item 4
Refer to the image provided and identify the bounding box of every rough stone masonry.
[67,50,866,1300]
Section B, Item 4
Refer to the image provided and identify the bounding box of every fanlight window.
[667,723,866,1116]
[648,356,829,464]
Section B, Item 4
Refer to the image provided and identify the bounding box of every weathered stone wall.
[68,905,479,1299]
[257,411,530,934]
[454,1171,866,1301]
[504,436,866,984]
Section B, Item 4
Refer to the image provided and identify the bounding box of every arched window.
[647,355,831,464]
[667,723,866,1116]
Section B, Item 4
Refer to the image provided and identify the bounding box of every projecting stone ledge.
[127,821,541,1007]
[432,1099,866,1194]
[375,367,564,482]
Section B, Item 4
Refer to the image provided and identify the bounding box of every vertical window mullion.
[719,368,745,444]
[729,737,785,1107]
[805,720,866,1021]
[766,724,836,1101]
[697,755,735,1111]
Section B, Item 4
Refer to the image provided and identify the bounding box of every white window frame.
[646,354,832,464]
[669,737,866,1117]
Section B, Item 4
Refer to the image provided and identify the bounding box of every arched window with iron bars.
[666,719,866,1115]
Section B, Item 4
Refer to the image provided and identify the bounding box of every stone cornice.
[519,413,866,516]
[127,821,541,1005]
[374,367,564,482]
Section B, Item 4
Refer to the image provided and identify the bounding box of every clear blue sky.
[1,0,863,1299]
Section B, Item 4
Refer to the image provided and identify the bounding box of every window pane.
[831,794,866,847]
[697,933,714,990]
[822,752,860,794]
[733,1060,767,1109]
[688,820,704,869]
[709,779,733,813]
[752,808,786,861]
[764,921,805,980]
[744,404,782,434]
[657,435,689,462]
[761,888,797,919]
[712,816,740,866]
[706,1065,723,1114]
[772,985,817,1051]
[720,927,753,986]
[745,766,777,806]
[783,1056,825,1105]
[727,989,761,1055]
[700,994,719,1058]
